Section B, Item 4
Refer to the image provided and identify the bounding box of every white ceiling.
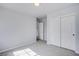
[0,3,77,17]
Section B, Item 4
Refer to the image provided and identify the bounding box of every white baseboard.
[0,40,36,53]
[47,42,77,54]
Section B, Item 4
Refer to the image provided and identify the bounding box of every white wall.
[47,5,78,18]
[0,7,36,52]
[75,13,79,54]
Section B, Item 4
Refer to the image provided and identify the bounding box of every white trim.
[0,41,36,53]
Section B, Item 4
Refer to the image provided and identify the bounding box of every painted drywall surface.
[75,13,79,54]
[0,7,36,52]
[47,5,78,18]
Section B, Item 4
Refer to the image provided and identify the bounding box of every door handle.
[72,34,75,36]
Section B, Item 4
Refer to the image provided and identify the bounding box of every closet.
[47,16,60,47]
[47,14,76,51]
[61,15,76,50]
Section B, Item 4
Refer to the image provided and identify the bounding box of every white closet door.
[47,17,60,46]
[61,15,75,50]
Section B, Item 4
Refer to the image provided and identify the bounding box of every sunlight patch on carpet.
[13,48,40,56]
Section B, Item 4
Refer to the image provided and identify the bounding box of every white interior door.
[47,16,60,46]
[61,15,75,50]
[39,23,43,40]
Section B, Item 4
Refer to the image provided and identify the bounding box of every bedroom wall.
[0,7,36,52]
[75,13,79,54]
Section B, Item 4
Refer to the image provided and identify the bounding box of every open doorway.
[36,16,47,42]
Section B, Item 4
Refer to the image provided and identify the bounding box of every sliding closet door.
[47,16,60,46]
[61,15,75,50]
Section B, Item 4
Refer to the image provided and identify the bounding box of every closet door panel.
[47,16,60,46]
[61,15,75,50]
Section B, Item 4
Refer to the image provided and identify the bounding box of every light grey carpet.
[0,40,78,56]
